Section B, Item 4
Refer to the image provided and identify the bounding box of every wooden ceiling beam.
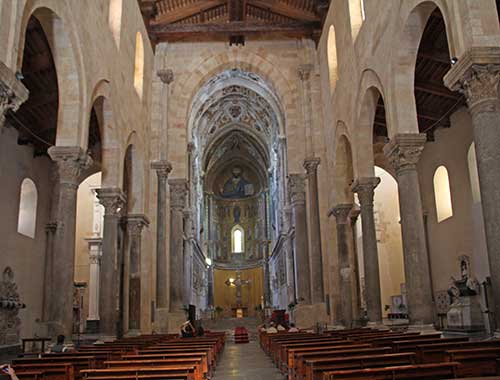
[414,80,461,100]
[152,21,320,40]
[247,0,319,22]
[152,0,226,25]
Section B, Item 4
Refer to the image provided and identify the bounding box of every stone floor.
[213,340,283,380]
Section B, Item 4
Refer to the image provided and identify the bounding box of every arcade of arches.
[3,0,500,347]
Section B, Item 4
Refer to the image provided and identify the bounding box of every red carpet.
[234,326,249,344]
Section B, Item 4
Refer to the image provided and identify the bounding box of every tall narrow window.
[17,178,38,238]
[348,0,364,40]
[134,32,144,98]
[360,0,366,20]
[433,166,453,222]
[109,0,123,47]
[232,226,244,253]
[327,25,339,92]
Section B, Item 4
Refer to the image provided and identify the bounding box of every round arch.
[17,1,87,148]
[122,132,145,214]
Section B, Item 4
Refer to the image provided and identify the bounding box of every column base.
[86,320,100,334]
[292,303,328,329]
[407,323,439,335]
[125,329,141,337]
[167,312,188,334]
[154,308,170,333]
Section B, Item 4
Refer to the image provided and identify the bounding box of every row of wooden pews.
[12,332,225,380]
[260,327,500,380]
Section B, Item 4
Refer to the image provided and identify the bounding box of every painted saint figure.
[221,167,254,198]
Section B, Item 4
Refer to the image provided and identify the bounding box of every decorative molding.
[383,134,427,175]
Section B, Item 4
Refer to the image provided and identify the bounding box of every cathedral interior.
[3,2,500,375]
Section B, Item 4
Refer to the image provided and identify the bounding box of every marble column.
[304,157,324,304]
[151,161,172,309]
[207,265,214,309]
[384,134,434,326]
[46,146,92,337]
[444,49,500,331]
[86,238,102,331]
[126,214,149,331]
[42,222,57,321]
[168,179,188,312]
[352,177,382,323]
[156,69,174,157]
[330,204,354,327]
[96,187,126,337]
[183,209,194,306]
[288,174,311,304]
[349,209,362,324]
[0,61,28,127]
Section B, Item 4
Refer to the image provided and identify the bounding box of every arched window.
[327,25,339,92]
[433,166,453,222]
[134,32,144,98]
[348,0,365,40]
[467,143,481,204]
[232,226,244,253]
[360,0,366,20]
[17,178,38,238]
[109,0,123,47]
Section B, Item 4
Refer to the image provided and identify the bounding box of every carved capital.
[298,64,313,81]
[125,214,150,237]
[328,204,353,225]
[45,222,58,233]
[157,68,174,85]
[48,146,93,187]
[444,47,500,114]
[151,160,172,179]
[288,174,305,205]
[169,178,188,210]
[0,62,29,126]
[383,134,426,175]
[352,177,381,207]
[303,157,320,175]
[96,187,126,216]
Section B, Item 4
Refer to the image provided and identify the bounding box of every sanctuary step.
[234,327,249,344]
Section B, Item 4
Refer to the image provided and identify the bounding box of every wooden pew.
[13,356,97,377]
[304,352,417,380]
[104,358,204,380]
[417,339,500,363]
[122,352,209,376]
[13,363,74,380]
[80,365,197,380]
[446,347,500,377]
[290,347,390,380]
[322,362,460,380]
[368,333,441,347]
[273,338,348,365]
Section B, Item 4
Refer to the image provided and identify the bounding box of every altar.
[231,307,248,318]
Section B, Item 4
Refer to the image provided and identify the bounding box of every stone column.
[330,204,354,327]
[46,146,91,337]
[207,265,214,309]
[157,69,174,158]
[444,50,500,331]
[42,222,57,321]
[96,187,126,338]
[86,238,102,332]
[151,161,172,309]
[125,214,149,332]
[168,179,188,312]
[0,61,28,127]
[283,207,296,304]
[349,208,362,324]
[183,209,194,306]
[288,174,311,304]
[304,157,324,304]
[352,177,383,324]
[384,134,434,326]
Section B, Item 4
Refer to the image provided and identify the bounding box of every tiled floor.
[213,340,283,380]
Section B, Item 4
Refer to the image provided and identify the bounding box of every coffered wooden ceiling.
[138,0,330,45]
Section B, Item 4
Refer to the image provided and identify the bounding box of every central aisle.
[213,339,283,380]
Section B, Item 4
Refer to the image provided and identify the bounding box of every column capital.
[48,146,93,186]
[303,157,321,175]
[383,133,426,175]
[444,47,500,113]
[151,160,172,179]
[328,204,353,224]
[352,177,381,206]
[288,174,306,205]
[125,214,150,236]
[349,208,361,225]
[157,68,174,85]
[96,187,126,216]
[0,62,29,126]
[298,64,313,81]
[169,178,188,210]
